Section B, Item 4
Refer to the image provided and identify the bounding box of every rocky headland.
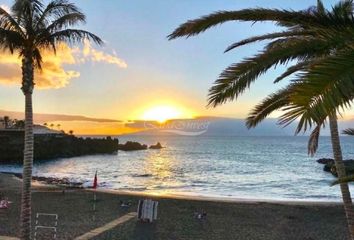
[0,130,164,163]
[317,158,354,177]
[118,141,163,151]
[0,130,119,164]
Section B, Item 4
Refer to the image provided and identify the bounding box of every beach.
[0,173,349,240]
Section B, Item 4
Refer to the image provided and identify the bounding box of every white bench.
[137,199,158,222]
[34,213,58,240]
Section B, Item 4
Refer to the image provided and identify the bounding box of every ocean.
[2,135,354,201]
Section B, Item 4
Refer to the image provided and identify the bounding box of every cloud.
[0,41,127,89]
[82,40,128,68]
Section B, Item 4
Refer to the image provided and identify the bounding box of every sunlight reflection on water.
[2,136,354,201]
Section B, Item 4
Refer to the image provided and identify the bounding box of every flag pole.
[93,170,98,218]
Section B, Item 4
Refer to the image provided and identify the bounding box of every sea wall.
[0,130,119,164]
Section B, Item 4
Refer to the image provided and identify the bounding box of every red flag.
[93,171,98,189]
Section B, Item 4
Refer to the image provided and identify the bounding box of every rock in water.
[149,142,163,149]
[0,130,119,164]
[317,158,354,177]
[118,141,148,151]
[317,158,334,165]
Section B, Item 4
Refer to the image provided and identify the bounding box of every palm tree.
[169,0,354,237]
[14,119,25,129]
[245,82,354,236]
[3,116,10,129]
[0,1,102,239]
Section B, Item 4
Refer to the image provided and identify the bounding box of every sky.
[0,0,345,134]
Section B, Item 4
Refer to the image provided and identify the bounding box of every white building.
[33,125,62,135]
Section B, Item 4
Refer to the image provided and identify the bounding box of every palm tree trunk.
[20,55,34,240]
[329,115,354,239]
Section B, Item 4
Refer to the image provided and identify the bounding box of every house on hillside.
[0,124,63,136]
[33,125,62,135]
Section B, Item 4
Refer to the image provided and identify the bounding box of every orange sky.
[1,0,352,135]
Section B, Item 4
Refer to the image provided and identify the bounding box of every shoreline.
[88,188,344,206]
[0,172,349,239]
[2,172,342,206]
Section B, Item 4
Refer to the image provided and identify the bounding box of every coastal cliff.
[0,130,119,163]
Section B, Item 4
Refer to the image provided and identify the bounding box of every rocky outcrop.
[0,130,164,163]
[317,158,354,177]
[149,142,163,149]
[0,130,119,164]
[118,141,147,151]
[3,172,84,188]
[316,158,333,165]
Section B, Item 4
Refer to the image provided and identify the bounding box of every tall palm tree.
[0,1,102,239]
[169,0,354,238]
[3,116,10,128]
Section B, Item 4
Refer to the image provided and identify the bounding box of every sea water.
[2,136,354,201]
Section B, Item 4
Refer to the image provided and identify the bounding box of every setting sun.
[142,106,183,123]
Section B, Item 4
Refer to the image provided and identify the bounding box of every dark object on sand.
[317,158,354,177]
[120,200,132,208]
[149,142,163,149]
[118,141,148,151]
[194,210,207,220]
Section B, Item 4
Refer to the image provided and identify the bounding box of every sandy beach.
[0,173,350,240]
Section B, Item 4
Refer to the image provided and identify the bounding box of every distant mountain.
[123,116,354,137]
[123,117,295,137]
[195,117,295,136]
[2,109,354,136]
[0,109,121,123]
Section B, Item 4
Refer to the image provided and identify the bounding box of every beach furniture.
[137,199,158,222]
[34,213,58,240]
[194,210,207,220]
[120,200,132,208]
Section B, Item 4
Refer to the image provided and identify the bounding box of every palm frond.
[273,61,309,83]
[342,128,354,135]
[274,50,354,133]
[316,0,326,14]
[40,12,86,34]
[331,0,353,18]
[35,0,82,29]
[207,37,331,107]
[43,29,102,46]
[0,7,24,36]
[308,123,322,156]
[246,87,292,128]
[0,28,25,53]
[11,0,44,33]
[224,31,312,53]
[168,9,326,40]
[32,47,42,69]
